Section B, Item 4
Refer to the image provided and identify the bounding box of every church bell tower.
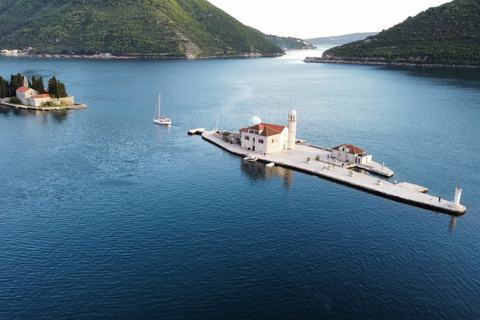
[287,108,297,150]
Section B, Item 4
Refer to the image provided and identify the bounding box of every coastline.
[0,100,87,111]
[1,52,284,60]
[304,57,480,69]
[200,130,466,216]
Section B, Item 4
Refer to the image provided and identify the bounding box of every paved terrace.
[201,131,466,215]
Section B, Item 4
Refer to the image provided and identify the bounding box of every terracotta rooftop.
[240,123,286,136]
[332,144,366,154]
[32,94,50,99]
[16,86,34,93]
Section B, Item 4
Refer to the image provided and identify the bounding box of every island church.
[14,76,74,107]
[239,109,297,155]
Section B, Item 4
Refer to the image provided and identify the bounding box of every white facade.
[240,123,288,154]
[29,94,52,106]
[16,87,37,105]
[239,110,298,154]
[332,144,372,164]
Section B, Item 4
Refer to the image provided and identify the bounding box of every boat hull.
[154,118,171,125]
[243,156,257,162]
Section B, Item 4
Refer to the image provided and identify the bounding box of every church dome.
[289,108,297,115]
[247,115,262,126]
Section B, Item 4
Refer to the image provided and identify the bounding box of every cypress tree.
[10,73,23,91]
[38,77,45,94]
[48,76,57,98]
[0,77,8,98]
[57,82,67,97]
[31,76,37,91]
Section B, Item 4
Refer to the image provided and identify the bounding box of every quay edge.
[200,131,466,216]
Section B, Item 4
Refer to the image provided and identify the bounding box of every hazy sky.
[207,0,451,39]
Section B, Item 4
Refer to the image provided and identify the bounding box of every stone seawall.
[200,131,466,215]
[1,100,87,111]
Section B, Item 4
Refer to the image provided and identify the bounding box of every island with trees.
[0,73,86,110]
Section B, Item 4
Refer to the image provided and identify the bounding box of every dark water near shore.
[1,48,480,319]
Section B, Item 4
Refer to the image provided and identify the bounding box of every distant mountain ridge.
[0,0,283,58]
[311,0,480,66]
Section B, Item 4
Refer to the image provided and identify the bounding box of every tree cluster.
[0,73,67,99]
[48,76,67,99]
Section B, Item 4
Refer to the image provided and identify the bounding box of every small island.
[0,73,86,111]
[197,110,466,216]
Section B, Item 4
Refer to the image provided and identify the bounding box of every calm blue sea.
[1,47,480,319]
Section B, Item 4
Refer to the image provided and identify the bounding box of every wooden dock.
[199,130,466,215]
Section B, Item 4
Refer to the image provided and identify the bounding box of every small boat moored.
[265,162,275,167]
[243,156,257,163]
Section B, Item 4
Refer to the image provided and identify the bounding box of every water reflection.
[240,160,294,189]
[0,105,70,122]
[449,216,457,232]
[0,105,11,116]
[388,66,480,90]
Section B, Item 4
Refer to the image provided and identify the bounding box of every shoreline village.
[193,109,466,216]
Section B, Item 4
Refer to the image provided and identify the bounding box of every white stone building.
[16,85,75,107]
[29,94,52,107]
[239,109,297,154]
[16,87,38,105]
[331,144,372,164]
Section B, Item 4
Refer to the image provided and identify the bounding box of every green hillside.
[265,35,315,50]
[0,0,283,57]
[317,0,480,66]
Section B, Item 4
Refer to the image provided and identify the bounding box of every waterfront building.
[239,110,297,154]
[331,144,372,164]
[29,94,52,107]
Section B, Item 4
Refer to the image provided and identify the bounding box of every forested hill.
[0,0,283,57]
[316,0,480,66]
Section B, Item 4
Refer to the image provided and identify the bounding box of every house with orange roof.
[29,94,52,107]
[331,144,372,164]
[239,109,297,154]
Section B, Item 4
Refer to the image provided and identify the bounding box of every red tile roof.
[260,126,282,137]
[332,144,366,154]
[16,86,33,93]
[33,94,50,99]
[240,123,286,135]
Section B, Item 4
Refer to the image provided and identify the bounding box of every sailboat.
[153,94,171,125]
